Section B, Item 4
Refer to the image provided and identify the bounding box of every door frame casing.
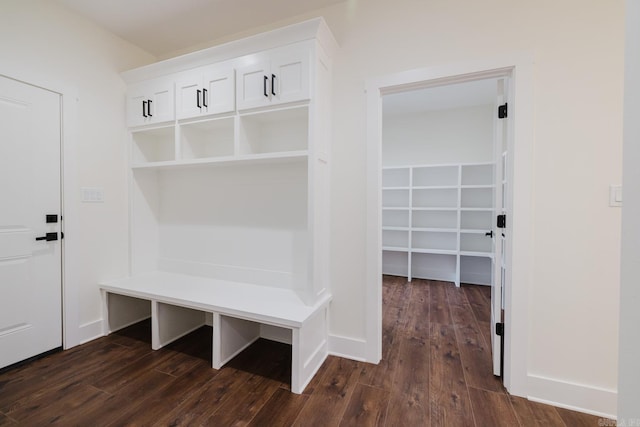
[0,67,80,350]
[365,53,534,396]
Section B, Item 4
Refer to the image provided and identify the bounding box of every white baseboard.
[77,319,105,345]
[527,374,617,419]
[328,334,368,362]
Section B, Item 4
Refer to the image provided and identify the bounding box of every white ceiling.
[383,79,498,116]
[55,0,346,57]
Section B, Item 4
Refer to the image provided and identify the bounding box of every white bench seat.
[100,271,331,394]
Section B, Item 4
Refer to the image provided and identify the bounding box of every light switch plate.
[81,187,104,203]
[609,185,622,207]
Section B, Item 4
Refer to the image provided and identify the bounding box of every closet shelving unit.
[382,162,495,286]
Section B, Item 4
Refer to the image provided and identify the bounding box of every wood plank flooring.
[0,276,612,426]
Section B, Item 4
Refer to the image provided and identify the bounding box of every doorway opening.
[381,77,506,377]
[365,58,534,395]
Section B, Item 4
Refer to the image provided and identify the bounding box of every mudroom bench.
[100,272,331,394]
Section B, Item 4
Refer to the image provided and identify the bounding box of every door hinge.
[498,103,508,119]
[495,322,504,336]
[497,214,506,229]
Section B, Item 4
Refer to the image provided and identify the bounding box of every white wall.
[0,0,155,344]
[382,105,494,167]
[618,0,640,421]
[269,0,623,416]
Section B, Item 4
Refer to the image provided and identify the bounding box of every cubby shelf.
[381,162,495,286]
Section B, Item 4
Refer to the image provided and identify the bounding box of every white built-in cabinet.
[102,19,336,394]
[175,63,235,120]
[236,44,310,110]
[382,163,494,286]
[127,77,175,127]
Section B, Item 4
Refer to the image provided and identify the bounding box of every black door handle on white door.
[271,74,276,96]
[202,88,208,107]
[35,232,58,242]
[147,100,153,117]
[264,76,268,97]
[197,89,202,108]
[142,100,147,117]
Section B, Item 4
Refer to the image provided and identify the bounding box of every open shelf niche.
[131,156,310,297]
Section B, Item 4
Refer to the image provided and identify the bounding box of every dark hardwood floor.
[0,276,611,426]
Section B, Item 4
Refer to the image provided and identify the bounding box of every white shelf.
[459,207,493,212]
[460,229,491,234]
[381,162,495,286]
[382,226,410,231]
[382,246,409,252]
[412,248,457,255]
[460,184,495,189]
[412,207,457,211]
[460,251,494,258]
[413,185,458,190]
[412,227,458,233]
[131,150,308,170]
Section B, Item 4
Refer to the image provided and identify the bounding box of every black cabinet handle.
[147,99,153,117]
[197,89,202,108]
[35,232,58,242]
[142,100,147,117]
[202,88,208,108]
[264,75,268,97]
[271,74,276,96]
[485,230,494,238]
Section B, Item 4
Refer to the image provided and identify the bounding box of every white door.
[491,78,508,376]
[0,76,62,369]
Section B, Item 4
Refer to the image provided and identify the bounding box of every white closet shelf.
[412,185,458,190]
[411,207,458,211]
[382,162,496,286]
[101,271,330,328]
[459,207,493,212]
[382,246,409,252]
[412,227,458,233]
[131,150,309,170]
[412,248,457,255]
[460,251,494,259]
[460,184,495,189]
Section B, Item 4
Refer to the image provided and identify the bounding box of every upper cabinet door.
[270,47,310,106]
[202,65,235,116]
[176,69,203,120]
[236,60,271,111]
[176,65,235,120]
[236,44,311,111]
[127,77,175,127]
